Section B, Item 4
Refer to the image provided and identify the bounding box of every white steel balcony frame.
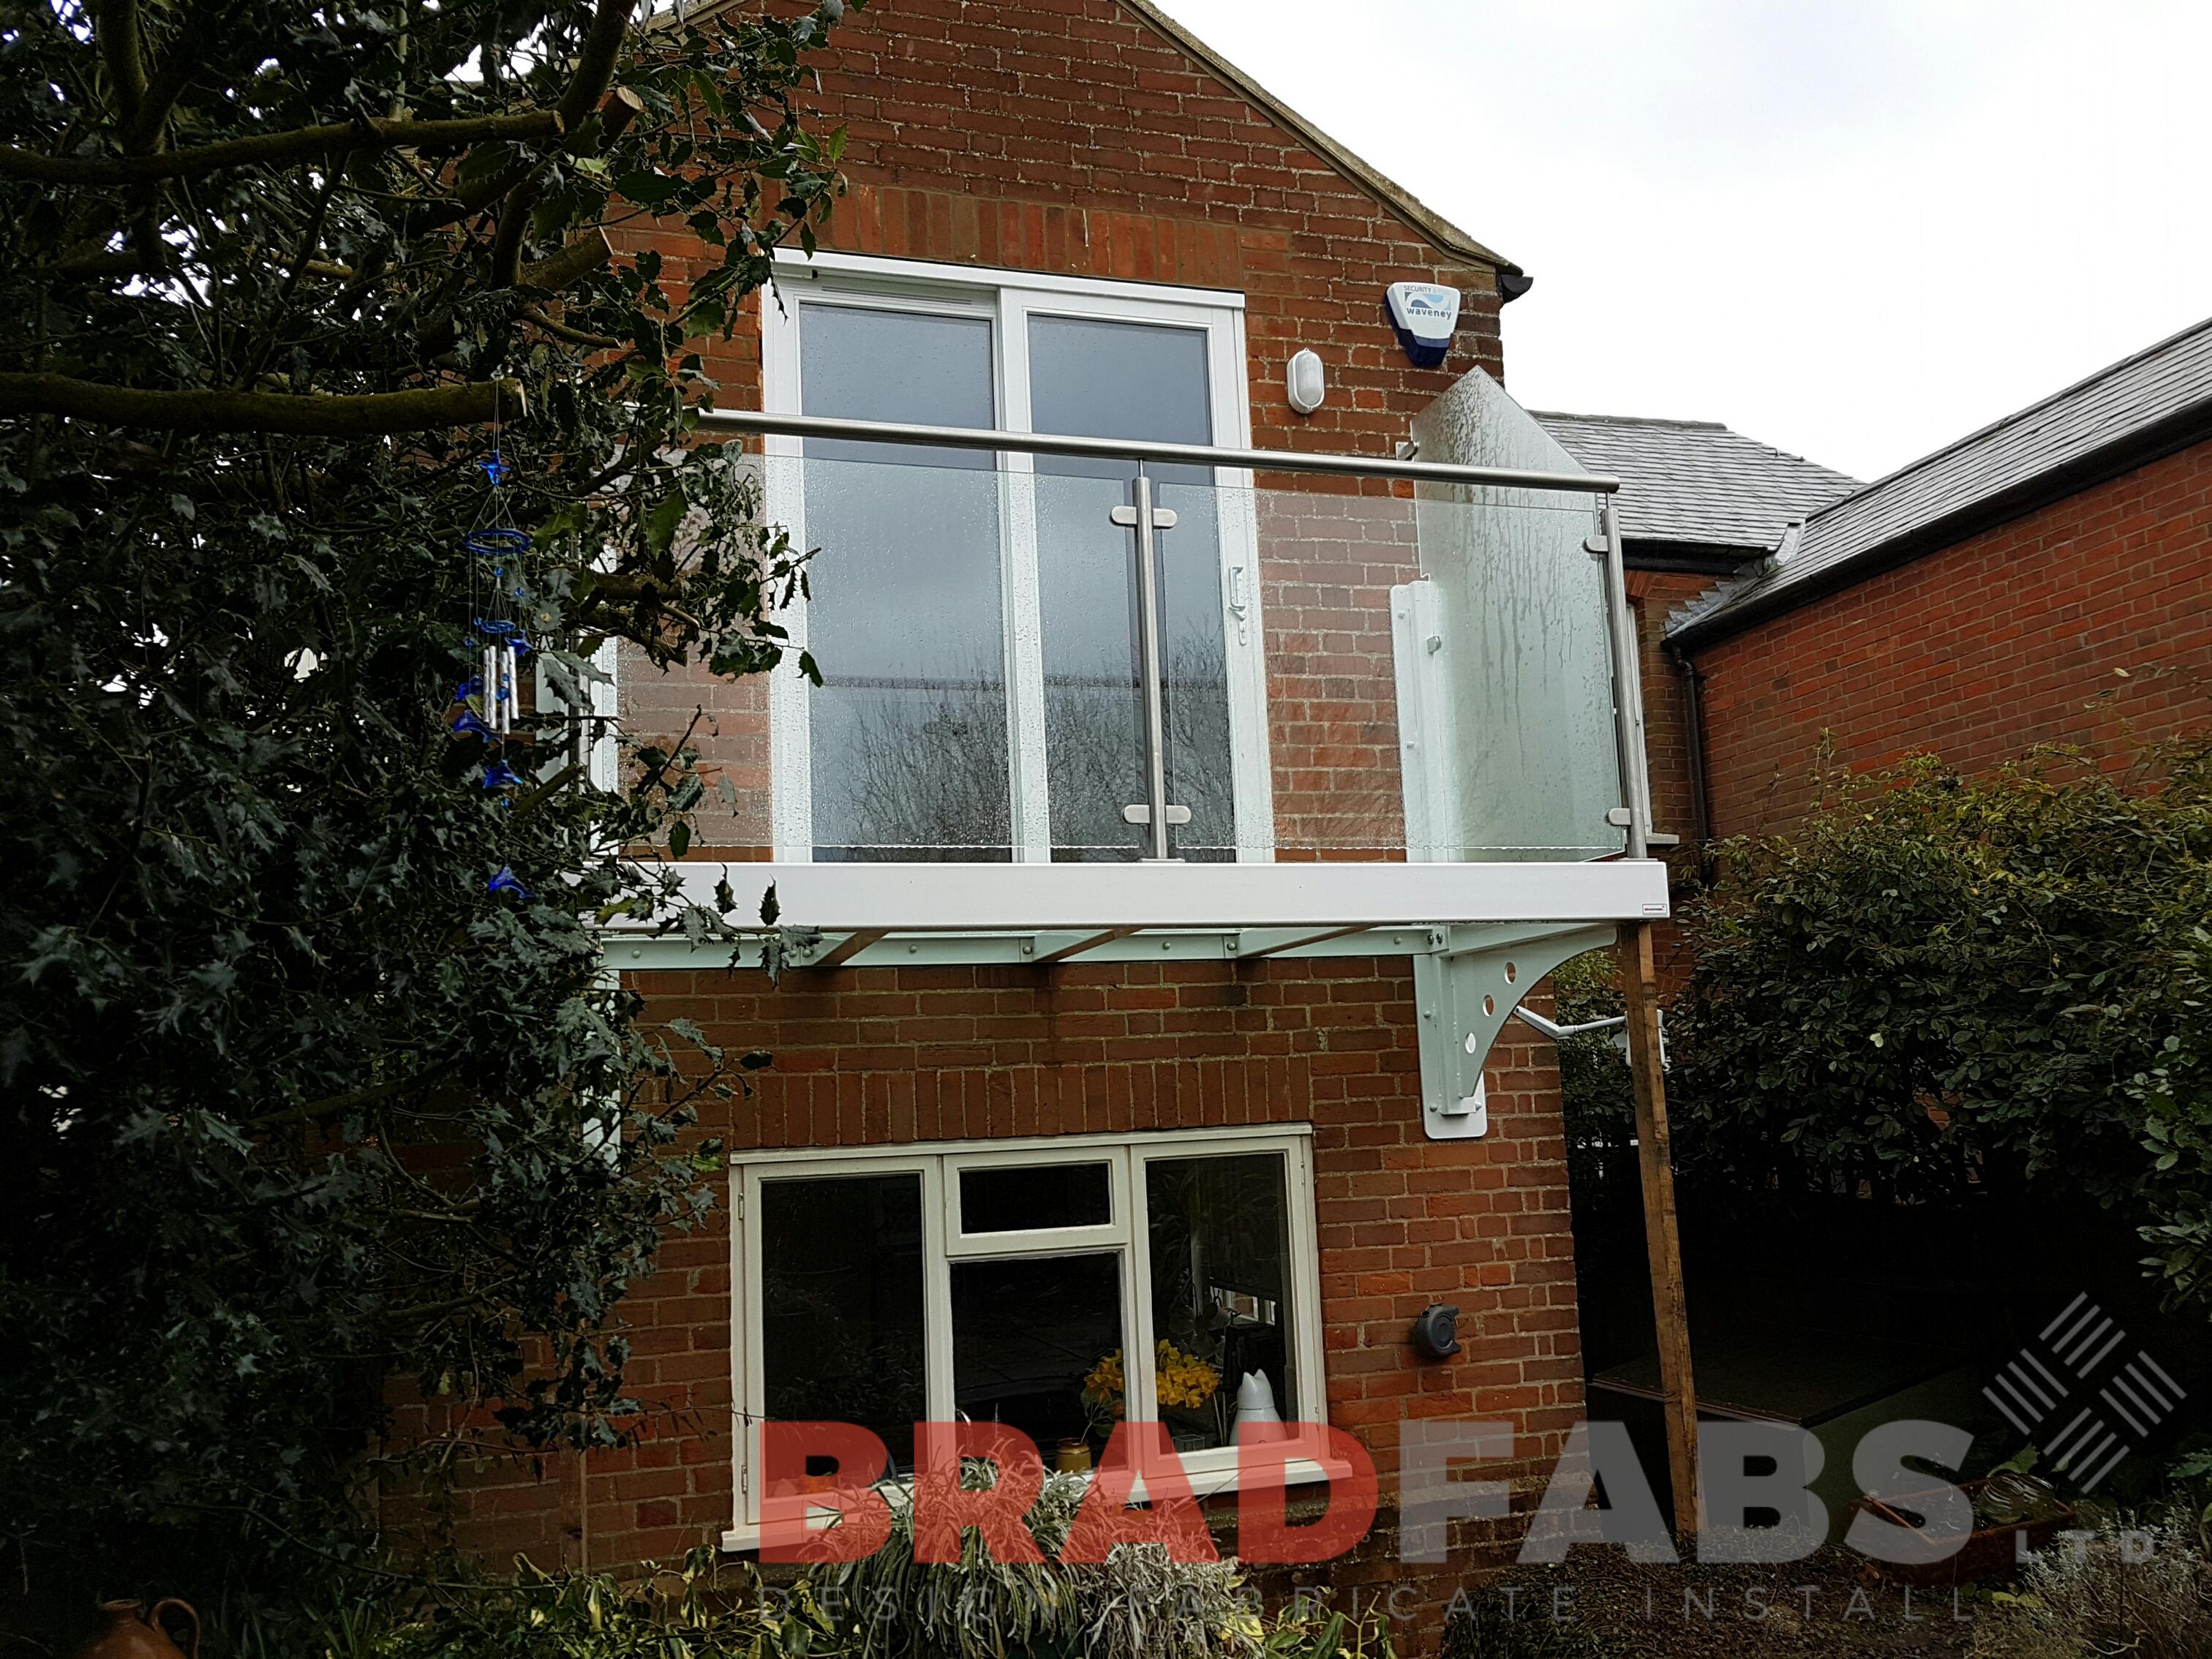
[611,859,1666,969]
[634,409,1655,1143]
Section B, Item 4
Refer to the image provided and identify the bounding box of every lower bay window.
[727,1126,1324,1545]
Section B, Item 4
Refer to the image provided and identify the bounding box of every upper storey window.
[761,252,1273,864]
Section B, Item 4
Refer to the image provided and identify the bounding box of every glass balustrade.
[699,450,1624,865]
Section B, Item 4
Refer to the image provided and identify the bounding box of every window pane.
[799,304,1010,859]
[959,1161,1112,1233]
[1029,315,1211,451]
[1028,317,1232,861]
[761,1173,927,1474]
[951,1253,1122,1454]
[1145,1153,1293,1453]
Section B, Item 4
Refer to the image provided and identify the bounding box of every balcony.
[615,372,1664,1137]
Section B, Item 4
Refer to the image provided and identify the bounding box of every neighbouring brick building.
[421,0,1676,1629]
[1664,317,2212,838]
[1538,322,2212,1513]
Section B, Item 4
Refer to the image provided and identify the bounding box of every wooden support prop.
[1618,917,1699,1538]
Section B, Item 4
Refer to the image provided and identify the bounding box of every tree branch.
[117,0,227,154]
[487,178,539,288]
[429,87,646,235]
[0,372,528,434]
[521,303,623,349]
[244,1059,465,1132]
[0,110,564,187]
[93,0,148,127]
[557,0,641,135]
[519,228,614,291]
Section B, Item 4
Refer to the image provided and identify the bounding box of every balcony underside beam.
[636,858,1669,936]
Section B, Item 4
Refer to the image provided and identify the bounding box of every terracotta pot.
[72,1600,199,1659]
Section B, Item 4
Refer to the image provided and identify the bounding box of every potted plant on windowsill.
[1075,1341,1222,1466]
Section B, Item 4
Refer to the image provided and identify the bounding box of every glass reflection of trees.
[818,632,1235,860]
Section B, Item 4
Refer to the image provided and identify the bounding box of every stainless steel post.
[1131,467,1173,861]
[1598,495,1652,859]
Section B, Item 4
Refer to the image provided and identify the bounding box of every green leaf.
[643,489,687,557]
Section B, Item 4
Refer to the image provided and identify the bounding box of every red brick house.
[1662,317,2212,837]
[432,0,1681,1616]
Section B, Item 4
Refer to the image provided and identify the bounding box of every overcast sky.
[1156,0,2212,483]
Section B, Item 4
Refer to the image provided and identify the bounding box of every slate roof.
[1669,315,2212,644]
[1532,412,1859,554]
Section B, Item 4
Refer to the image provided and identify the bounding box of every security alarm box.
[1385,281,1459,367]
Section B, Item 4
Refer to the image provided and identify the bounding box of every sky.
[1154,0,2212,484]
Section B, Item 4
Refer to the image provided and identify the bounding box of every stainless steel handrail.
[692,408,1619,494]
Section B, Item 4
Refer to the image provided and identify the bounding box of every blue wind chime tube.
[464,525,533,739]
[458,456,540,897]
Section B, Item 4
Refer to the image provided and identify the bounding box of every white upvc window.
[725,1125,1325,1546]
[759,250,1274,865]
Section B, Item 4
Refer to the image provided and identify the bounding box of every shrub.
[820,1472,1259,1659]
[310,1550,833,1659]
[305,1528,1388,1659]
[1548,951,1633,1197]
[1669,739,2212,1309]
[1971,1521,2212,1659]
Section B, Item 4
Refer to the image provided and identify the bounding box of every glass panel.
[1408,370,1625,861]
[1028,316,1231,860]
[951,1253,1122,1454]
[959,1161,1113,1233]
[1155,481,1235,859]
[760,1173,927,1475]
[1145,1153,1293,1453]
[798,304,1011,859]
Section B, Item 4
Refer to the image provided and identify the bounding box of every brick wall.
[1628,571,1715,846]
[1683,439,2212,838]
[424,960,1586,1603]
[620,0,1508,848]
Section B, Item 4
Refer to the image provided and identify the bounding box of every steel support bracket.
[1413,923,1619,1140]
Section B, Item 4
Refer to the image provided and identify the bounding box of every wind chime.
[455,437,536,894]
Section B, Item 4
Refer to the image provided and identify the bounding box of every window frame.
[759,250,1275,865]
[726,1124,1325,1549]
